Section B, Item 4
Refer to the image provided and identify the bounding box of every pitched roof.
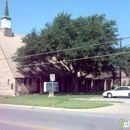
[0,30,25,78]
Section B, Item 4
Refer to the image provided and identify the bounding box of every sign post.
[50,74,55,106]
[50,74,55,96]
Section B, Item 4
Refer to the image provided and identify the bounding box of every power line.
[0,38,124,61]
[12,1,68,26]
[15,50,130,68]
[11,1,85,28]
[1,36,130,62]
[13,6,129,29]
[3,0,130,38]
[6,0,129,26]
[10,10,119,34]
[67,51,130,62]
[0,17,122,50]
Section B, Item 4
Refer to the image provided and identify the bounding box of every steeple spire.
[1,0,12,37]
[4,0,10,17]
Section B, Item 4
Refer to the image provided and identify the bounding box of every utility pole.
[120,38,122,86]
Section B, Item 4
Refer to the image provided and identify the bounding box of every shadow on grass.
[54,92,103,96]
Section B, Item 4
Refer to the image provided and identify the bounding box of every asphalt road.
[0,105,129,130]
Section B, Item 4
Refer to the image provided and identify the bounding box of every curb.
[0,103,129,116]
[0,104,91,112]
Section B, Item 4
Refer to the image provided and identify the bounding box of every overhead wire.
[1,36,130,61]
[8,0,130,34]
[1,4,128,50]
[67,51,130,62]
[11,1,83,26]
[2,37,129,68]
[1,1,130,67]
[10,0,67,20]
[14,50,130,68]
[0,1,130,71]
[1,9,121,50]
[1,0,129,39]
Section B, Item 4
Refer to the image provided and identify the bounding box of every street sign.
[50,74,55,81]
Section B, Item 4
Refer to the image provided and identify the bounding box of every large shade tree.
[115,45,130,76]
[15,13,119,93]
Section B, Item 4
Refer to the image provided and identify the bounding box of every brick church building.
[0,0,130,95]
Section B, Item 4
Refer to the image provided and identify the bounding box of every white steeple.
[1,0,12,37]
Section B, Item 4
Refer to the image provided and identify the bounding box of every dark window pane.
[122,87,130,90]
[122,87,127,90]
[11,84,13,89]
[115,87,122,91]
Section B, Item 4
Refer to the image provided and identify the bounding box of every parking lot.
[80,97,130,116]
[88,97,130,104]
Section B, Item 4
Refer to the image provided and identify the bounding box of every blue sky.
[0,0,130,46]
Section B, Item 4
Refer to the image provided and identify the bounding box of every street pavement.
[0,97,129,130]
[0,105,128,130]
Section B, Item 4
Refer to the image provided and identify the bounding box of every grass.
[0,93,114,109]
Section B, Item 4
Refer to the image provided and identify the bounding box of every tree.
[15,13,119,93]
[115,45,130,75]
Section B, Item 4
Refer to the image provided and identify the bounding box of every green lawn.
[0,93,113,109]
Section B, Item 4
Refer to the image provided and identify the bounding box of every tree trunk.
[40,77,43,94]
[61,78,65,92]
[73,74,79,94]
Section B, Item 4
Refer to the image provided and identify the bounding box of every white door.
[113,87,122,97]
[121,87,129,97]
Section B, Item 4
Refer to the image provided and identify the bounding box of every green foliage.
[15,12,120,92]
[115,46,130,74]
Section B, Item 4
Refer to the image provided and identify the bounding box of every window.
[126,73,129,77]
[122,87,130,90]
[11,84,13,89]
[115,87,122,91]
[8,79,10,84]
[122,87,126,90]
[17,79,21,86]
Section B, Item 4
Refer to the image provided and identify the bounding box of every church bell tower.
[1,0,12,37]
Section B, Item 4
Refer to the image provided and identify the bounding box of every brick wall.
[0,49,15,95]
